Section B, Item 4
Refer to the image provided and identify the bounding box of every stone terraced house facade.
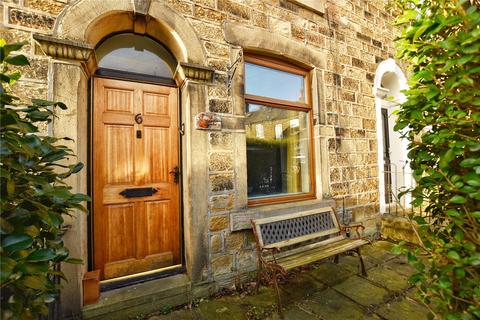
[1,0,412,318]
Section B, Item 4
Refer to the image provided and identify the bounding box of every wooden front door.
[93,77,180,280]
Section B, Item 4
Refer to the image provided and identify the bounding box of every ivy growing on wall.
[391,0,479,319]
[0,40,89,319]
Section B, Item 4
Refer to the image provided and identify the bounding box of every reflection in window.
[246,104,311,198]
[96,33,176,79]
[245,62,306,103]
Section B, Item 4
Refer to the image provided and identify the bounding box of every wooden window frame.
[244,54,316,206]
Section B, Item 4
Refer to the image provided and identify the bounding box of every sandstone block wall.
[1,0,398,286]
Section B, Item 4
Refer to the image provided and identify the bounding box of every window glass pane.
[246,103,311,198]
[245,62,306,103]
[96,33,175,79]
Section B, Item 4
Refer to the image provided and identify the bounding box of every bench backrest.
[252,207,342,249]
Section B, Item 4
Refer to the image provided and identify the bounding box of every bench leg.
[256,264,263,294]
[271,268,283,317]
[334,254,339,264]
[357,248,367,276]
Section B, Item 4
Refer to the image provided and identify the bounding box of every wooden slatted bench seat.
[251,207,370,312]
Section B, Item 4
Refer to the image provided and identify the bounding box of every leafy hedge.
[391,0,479,319]
[1,40,88,319]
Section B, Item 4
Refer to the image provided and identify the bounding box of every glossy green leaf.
[21,275,47,290]
[2,234,33,252]
[450,195,467,204]
[26,249,56,262]
[4,54,29,66]
[0,256,17,282]
[447,251,461,261]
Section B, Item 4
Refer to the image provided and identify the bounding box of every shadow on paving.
[145,241,429,320]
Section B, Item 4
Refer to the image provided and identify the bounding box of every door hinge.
[169,166,180,183]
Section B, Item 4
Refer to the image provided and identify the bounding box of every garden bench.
[251,207,369,313]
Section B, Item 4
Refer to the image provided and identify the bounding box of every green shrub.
[391,0,479,319]
[0,39,89,319]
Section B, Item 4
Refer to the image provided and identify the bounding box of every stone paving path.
[146,241,429,320]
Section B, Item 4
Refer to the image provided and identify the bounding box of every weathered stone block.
[195,0,216,8]
[269,17,291,37]
[235,250,256,271]
[195,5,227,22]
[211,255,233,275]
[209,99,232,113]
[209,193,234,212]
[329,167,341,183]
[17,57,48,80]
[351,57,364,69]
[342,91,356,102]
[209,215,229,232]
[209,132,233,149]
[210,174,234,192]
[6,6,55,32]
[372,39,383,48]
[225,232,244,250]
[291,24,305,40]
[207,58,229,72]
[210,234,223,253]
[252,11,268,28]
[190,19,224,40]
[208,85,228,99]
[356,32,371,43]
[25,0,65,15]
[306,31,325,47]
[204,41,229,58]
[343,77,359,91]
[342,167,354,181]
[362,118,376,130]
[209,152,233,172]
[218,0,251,20]
[355,139,369,152]
[331,182,348,197]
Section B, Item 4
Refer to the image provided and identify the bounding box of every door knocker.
[135,113,143,124]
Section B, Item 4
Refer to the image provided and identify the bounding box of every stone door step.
[82,274,192,320]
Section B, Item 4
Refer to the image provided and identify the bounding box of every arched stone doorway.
[373,59,411,214]
[33,0,212,316]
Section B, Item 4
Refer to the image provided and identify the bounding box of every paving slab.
[301,288,380,320]
[147,309,199,320]
[309,261,356,286]
[196,297,247,320]
[333,275,391,307]
[335,254,378,273]
[375,297,429,320]
[281,272,326,301]
[361,242,397,263]
[366,266,411,292]
[268,303,320,320]
[384,256,416,277]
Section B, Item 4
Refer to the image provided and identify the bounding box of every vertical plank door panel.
[93,77,180,280]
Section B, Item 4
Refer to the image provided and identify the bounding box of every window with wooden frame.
[244,54,315,206]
